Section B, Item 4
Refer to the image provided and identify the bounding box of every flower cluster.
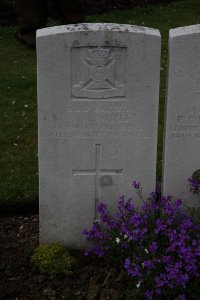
[188,177,200,194]
[83,182,200,299]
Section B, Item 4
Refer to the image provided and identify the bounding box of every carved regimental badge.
[72,47,126,99]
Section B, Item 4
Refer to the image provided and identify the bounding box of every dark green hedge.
[82,0,176,13]
[0,0,177,23]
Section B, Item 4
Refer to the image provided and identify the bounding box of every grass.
[0,0,200,211]
[0,27,38,211]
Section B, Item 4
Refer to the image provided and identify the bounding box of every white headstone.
[37,23,161,249]
[163,25,200,206]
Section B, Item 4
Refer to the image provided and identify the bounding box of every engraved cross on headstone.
[72,144,123,219]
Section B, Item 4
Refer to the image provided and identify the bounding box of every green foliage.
[185,276,200,300]
[31,243,76,277]
[192,169,200,181]
[187,207,200,224]
[0,0,13,11]
[0,26,38,210]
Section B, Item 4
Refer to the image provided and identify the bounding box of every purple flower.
[97,202,107,213]
[82,181,200,300]
[143,260,154,270]
[132,180,140,189]
[188,177,200,194]
[155,219,166,234]
[175,199,182,207]
[149,241,158,253]
[162,256,171,264]
[124,257,131,269]
[144,290,153,300]
[176,294,186,300]
[130,213,142,225]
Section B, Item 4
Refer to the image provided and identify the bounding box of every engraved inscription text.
[169,104,200,139]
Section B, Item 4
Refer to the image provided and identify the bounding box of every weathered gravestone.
[37,23,161,248]
[163,25,200,206]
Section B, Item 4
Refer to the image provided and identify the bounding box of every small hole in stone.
[99,175,113,188]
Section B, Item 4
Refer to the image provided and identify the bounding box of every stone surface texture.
[37,23,161,249]
[163,25,200,206]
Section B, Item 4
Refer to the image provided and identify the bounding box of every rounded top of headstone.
[170,24,200,38]
[37,23,160,38]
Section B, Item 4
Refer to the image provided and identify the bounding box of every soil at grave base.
[0,214,127,300]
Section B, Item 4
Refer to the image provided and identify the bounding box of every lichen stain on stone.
[72,40,80,47]
[99,175,113,188]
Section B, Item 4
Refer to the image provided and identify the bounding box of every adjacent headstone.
[37,23,161,249]
[163,25,200,206]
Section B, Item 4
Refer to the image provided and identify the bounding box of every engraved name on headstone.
[163,25,200,206]
[37,24,161,248]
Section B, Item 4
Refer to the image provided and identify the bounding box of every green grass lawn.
[0,27,38,211]
[0,0,200,211]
